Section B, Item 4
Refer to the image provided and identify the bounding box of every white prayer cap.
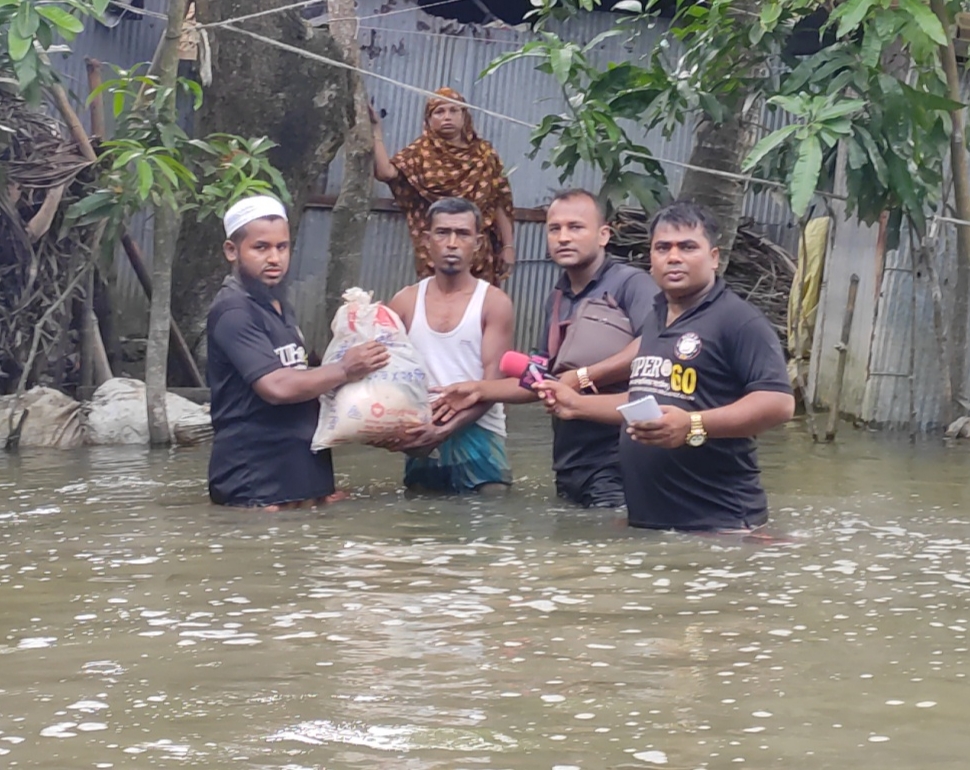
[223,195,288,238]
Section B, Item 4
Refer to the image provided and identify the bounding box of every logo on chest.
[275,342,307,369]
[674,332,702,361]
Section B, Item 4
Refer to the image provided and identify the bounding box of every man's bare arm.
[387,285,417,329]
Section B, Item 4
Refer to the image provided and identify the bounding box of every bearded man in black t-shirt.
[206,196,390,510]
[534,201,794,531]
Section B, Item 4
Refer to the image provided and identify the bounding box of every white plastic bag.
[311,288,431,450]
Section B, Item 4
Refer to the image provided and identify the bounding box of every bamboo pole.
[824,274,860,442]
[82,61,112,389]
[85,58,106,138]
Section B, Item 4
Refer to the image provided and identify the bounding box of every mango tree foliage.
[65,64,291,259]
[0,0,108,102]
[487,0,966,235]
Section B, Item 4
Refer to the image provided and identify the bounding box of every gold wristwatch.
[577,366,597,394]
[686,412,707,447]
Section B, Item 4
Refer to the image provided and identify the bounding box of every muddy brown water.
[1,408,969,769]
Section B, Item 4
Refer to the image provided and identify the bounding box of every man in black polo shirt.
[535,201,794,530]
[432,188,658,507]
[207,196,389,510]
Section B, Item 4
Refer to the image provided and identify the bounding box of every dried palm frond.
[1,87,95,395]
[608,208,796,345]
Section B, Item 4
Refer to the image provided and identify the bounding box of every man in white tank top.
[377,198,516,494]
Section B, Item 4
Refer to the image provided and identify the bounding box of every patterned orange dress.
[388,88,514,285]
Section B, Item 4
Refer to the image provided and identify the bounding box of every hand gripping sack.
[311,288,432,450]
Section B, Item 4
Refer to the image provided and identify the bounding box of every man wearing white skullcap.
[205,195,390,509]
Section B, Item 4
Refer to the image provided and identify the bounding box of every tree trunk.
[678,113,757,262]
[173,0,354,367]
[145,0,189,446]
[931,0,970,417]
[323,0,373,348]
[676,0,761,263]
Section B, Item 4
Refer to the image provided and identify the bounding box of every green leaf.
[14,2,39,38]
[151,156,179,187]
[69,190,115,217]
[790,134,822,217]
[897,0,947,46]
[93,0,110,16]
[832,0,876,39]
[35,19,52,49]
[551,46,573,86]
[181,78,204,111]
[697,92,725,123]
[815,99,867,122]
[759,2,781,29]
[36,6,84,35]
[846,138,868,171]
[768,94,808,116]
[742,124,800,171]
[15,47,38,90]
[899,82,964,112]
[8,28,30,61]
[135,159,153,200]
[854,125,889,185]
[818,117,853,136]
[112,90,125,118]
[110,149,141,168]
[155,154,196,185]
[613,0,642,13]
[159,122,179,149]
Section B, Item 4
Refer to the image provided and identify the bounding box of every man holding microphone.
[536,201,794,531]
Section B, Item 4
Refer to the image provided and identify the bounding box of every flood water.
[1,408,969,769]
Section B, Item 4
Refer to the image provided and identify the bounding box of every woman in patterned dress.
[371,88,515,286]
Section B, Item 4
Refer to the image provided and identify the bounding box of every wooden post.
[824,274,860,442]
[81,60,112,389]
[85,58,106,138]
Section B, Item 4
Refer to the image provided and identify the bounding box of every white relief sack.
[311,288,431,450]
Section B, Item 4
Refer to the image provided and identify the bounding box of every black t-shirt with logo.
[536,259,660,487]
[619,279,791,530]
[206,275,334,507]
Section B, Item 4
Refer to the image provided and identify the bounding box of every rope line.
[220,23,537,127]
[94,3,970,229]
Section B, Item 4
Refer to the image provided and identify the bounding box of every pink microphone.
[500,351,555,389]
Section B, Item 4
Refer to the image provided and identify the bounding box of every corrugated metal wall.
[51,3,167,333]
[292,0,798,352]
[58,0,797,349]
[809,78,970,432]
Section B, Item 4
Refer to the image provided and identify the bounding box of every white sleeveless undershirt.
[410,277,506,437]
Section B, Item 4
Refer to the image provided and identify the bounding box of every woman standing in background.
[371,87,516,287]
